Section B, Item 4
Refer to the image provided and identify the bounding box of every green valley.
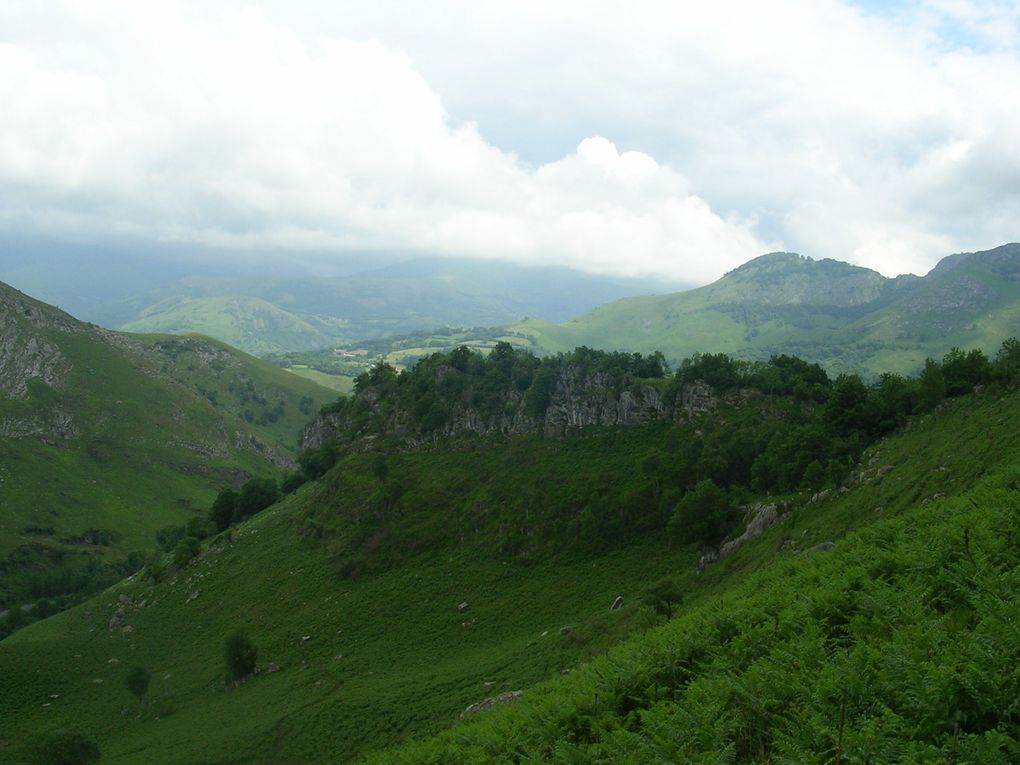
[2,338,1019,763]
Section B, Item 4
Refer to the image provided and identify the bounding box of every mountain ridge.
[514,243,1020,375]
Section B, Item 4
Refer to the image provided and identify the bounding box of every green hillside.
[119,295,347,357]
[515,244,1020,376]
[0,283,334,614]
[2,343,1019,763]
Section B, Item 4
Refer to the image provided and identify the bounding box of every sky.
[1,0,1018,285]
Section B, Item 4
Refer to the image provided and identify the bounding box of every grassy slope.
[2,385,1019,763]
[0,289,334,602]
[119,296,346,356]
[367,389,1020,763]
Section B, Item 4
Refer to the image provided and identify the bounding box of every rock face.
[301,363,715,451]
[542,368,665,439]
[0,286,74,400]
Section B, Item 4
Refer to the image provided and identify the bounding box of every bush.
[124,665,151,702]
[29,730,100,765]
[209,488,239,533]
[224,629,258,683]
[155,525,186,552]
[172,536,201,568]
[641,576,684,618]
[235,478,279,523]
[668,479,737,547]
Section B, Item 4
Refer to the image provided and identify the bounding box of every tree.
[29,730,100,765]
[124,665,151,704]
[800,460,827,492]
[224,629,258,683]
[917,358,945,413]
[235,478,279,523]
[298,443,339,480]
[824,373,871,437]
[209,488,239,533]
[173,536,201,568]
[641,576,684,618]
[667,479,736,547]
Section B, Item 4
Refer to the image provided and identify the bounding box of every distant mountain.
[0,246,689,355]
[516,244,1020,375]
[112,258,686,355]
[0,281,334,608]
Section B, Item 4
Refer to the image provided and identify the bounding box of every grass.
[0,286,334,608]
[4,380,1020,762]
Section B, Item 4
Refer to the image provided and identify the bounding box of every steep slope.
[0,282,334,610]
[519,245,1020,375]
[2,348,1019,763]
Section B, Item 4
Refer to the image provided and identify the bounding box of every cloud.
[0,0,1017,283]
[0,4,772,283]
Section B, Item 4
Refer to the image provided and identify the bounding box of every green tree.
[641,576,684,618]
[298,444,339,480]
[224,629,258,683]
[209,488,239,533]
[235,478,279,523]
[917,357,945,413]
[124,665,151,704]
[667,479,736,547]
[172,536,201,568]
[800,459,826,492]
[993,337,1020,381]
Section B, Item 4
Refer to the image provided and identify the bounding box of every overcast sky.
[2,0,1018,284]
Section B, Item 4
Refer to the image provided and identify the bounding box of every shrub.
[224,629,258,683]
[641,576,684,618]
[172,536,201,568]
[124,665,151,702]
[668,479,737,547]
[29,730,100,765]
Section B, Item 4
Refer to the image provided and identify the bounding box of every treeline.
[294,340,1020,569]
[316,343,667,438]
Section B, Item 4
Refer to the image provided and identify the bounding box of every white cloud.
[0,0,1018,283]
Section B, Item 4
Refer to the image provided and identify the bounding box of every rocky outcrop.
[719,503,780,559]
[462,690,523,717]
[0,286,74,400]
[301,365,715,451]
[542,368,664,438]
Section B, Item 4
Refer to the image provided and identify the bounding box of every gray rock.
[108,606,126,630]
[809,541,835,553]
[719,504,780,559]
[462,690,523,717]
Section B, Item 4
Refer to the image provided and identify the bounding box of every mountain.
[2,341,1018,762]
[113,258,686,355]
[0,282,334,612]
[516,244,1020,375]
[0,250,688,356]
